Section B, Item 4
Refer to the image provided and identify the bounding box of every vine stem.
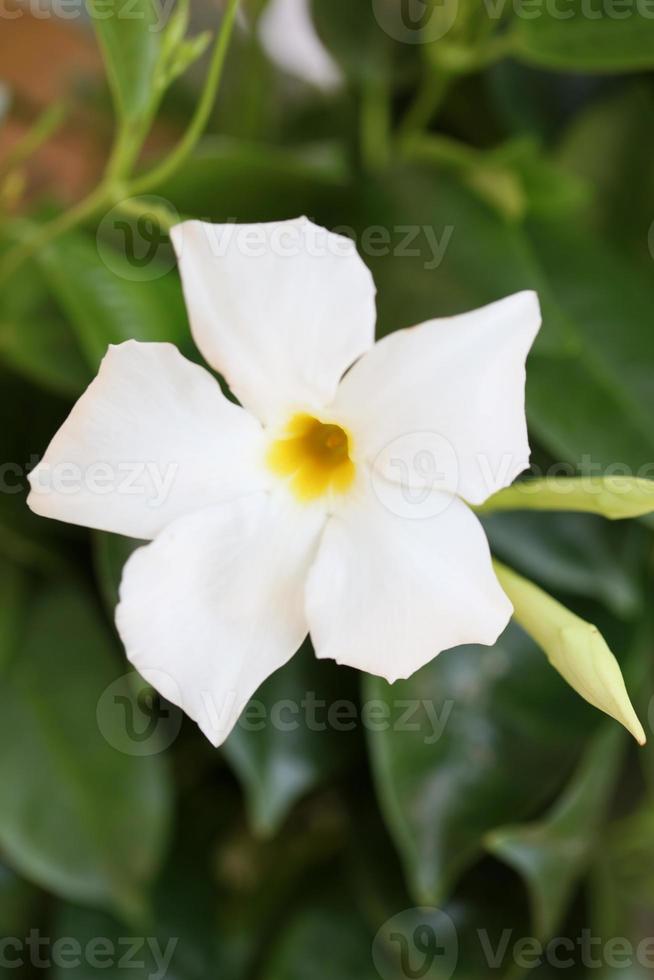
[0,0,241,282]
[129,0,241,195]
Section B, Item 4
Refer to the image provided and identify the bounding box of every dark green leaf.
[510,0,654,72]
[0,585,172,922]
[487,724,624,940]
[38,232,187,370]
[224,644,358,836]
[526,218,654,472]
[158,136,348,222]
[364,623,595,904]
[261,888,377,980]
[93,531,142,615]
[483,511,646,619]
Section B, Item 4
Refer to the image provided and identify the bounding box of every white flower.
[258,0,342,91]
[28,217,540,746]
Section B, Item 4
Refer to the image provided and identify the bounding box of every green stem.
[360,74,391,173]
[0,0,241,281]
[129,0,241,195]
[0,102,67,183]
[114,195,182,232]
[398,70,452,143]
[0,181,111,283]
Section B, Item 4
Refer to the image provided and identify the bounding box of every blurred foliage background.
[1,0,654,977]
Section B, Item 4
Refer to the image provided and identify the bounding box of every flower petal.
[116,492,325,746]
[27,341,265,539]
[259,0,342,91]
[332,291,541,505]
[170,217,376,425]
[305,478,512,682]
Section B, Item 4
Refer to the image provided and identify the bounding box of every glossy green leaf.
[481,477,654,520]
[509,0,654,72]
[86,0,163,127]
[51,845,227,980]
[224,643,358,836]
[159,136,348,222]
[0,314,88,397]
[364,623,595,904]
[0,585,172,922]
[487,724,624,940]
[526,218,654,473]
[483,510,645,619]
[347,167,654,478]
[494,562,645,744]
[38,232,187,370]
[0,258,88,396]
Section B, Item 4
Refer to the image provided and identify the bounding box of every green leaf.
[526,218,654,472]
[224,643,358,836]
[0,257,88,396]
[0,563,29,673]
[86,0,163,127]
[37,232,187,370]
[311,0,389,81]
[487,724,624,940]
[494,562,645,745]
[589,801,654,978]
[483,510,645,619]
[0,313,88,397]
[347,166,654,476]
[364,623,595,904]
[557,85,654,262]
[158,136,348,221]
[0,584,172,922]
[509,0,654,72]
[481,477,654,520]
[262,887,377,980]
[0,864,40,940]
[93,531,142,615]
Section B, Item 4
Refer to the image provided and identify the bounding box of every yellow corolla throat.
[266,413,356,502]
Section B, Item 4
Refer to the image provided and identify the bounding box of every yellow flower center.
[267,413,355,502]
